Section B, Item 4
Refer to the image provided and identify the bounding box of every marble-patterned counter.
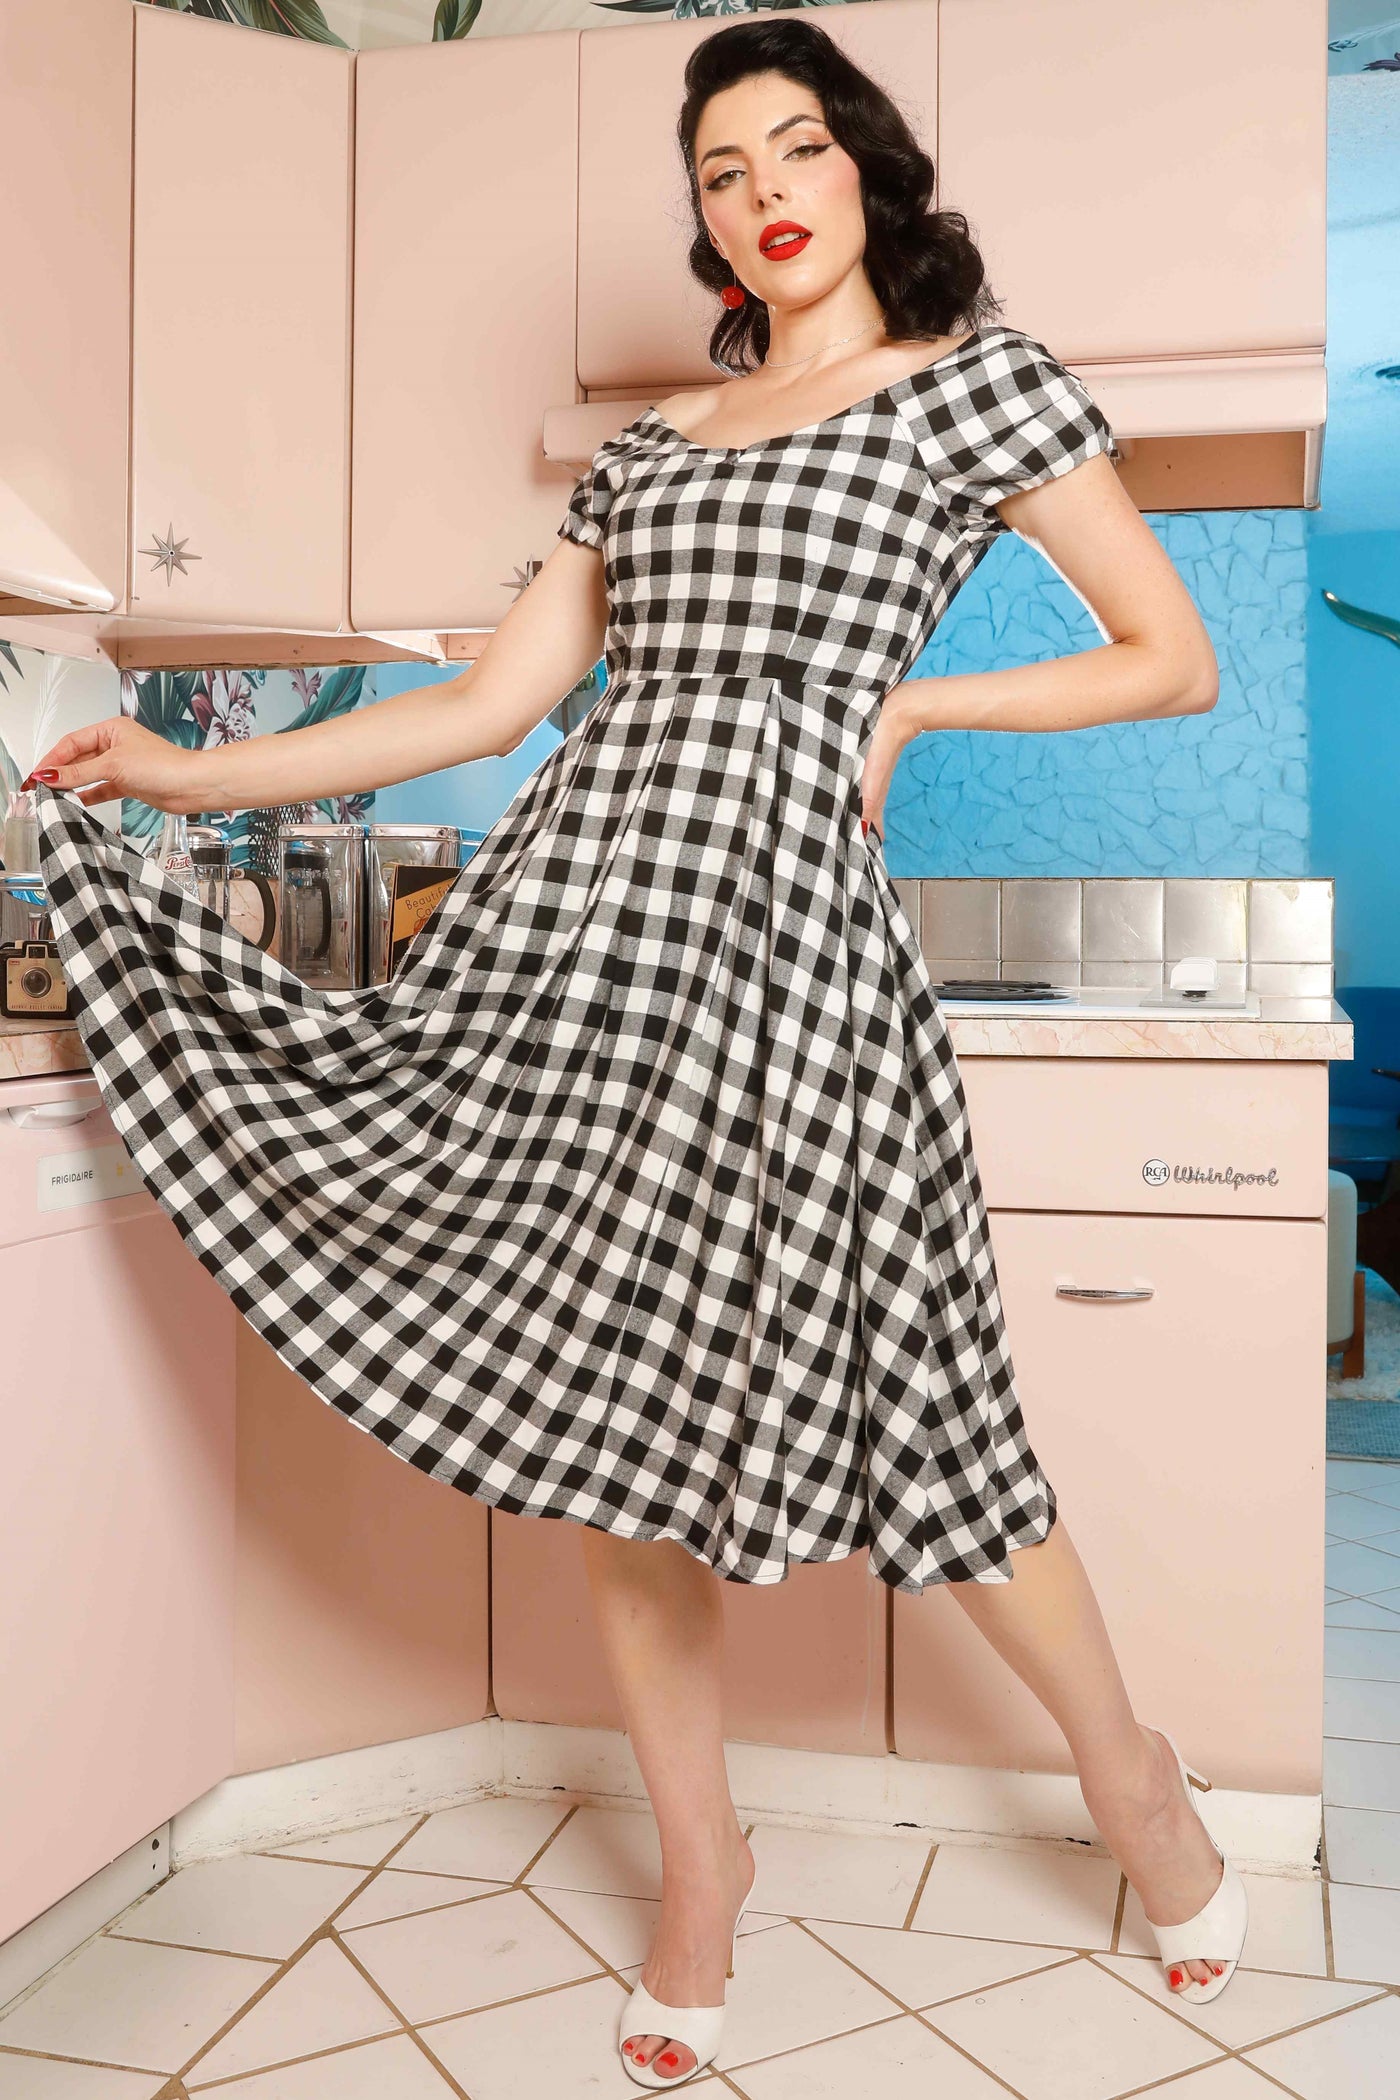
[1,996,1353,1083]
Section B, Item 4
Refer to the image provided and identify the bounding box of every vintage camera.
[0,939,72,1018]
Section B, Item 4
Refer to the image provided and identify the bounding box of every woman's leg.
[580,1528,756,2079]
[947,1512,1225,1989]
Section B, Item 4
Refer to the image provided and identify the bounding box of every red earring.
[720,267,745,310]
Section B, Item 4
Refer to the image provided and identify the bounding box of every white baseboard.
[170,1719,505,1864]
[172,1715,1321,1879]
[0,1822,171,2019]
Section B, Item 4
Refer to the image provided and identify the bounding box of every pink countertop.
[0,997,1353,1081]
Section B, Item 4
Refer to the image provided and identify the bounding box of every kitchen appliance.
[277,822,363,989]
[364,823,460,986]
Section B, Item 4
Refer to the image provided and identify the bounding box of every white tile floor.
[4,1456,1400,2098]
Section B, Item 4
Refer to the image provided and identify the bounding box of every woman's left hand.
[859,688,915,841]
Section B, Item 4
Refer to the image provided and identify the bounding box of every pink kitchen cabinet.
[128,6,353,631]
[936,0,1326,366]
[351,33,582,634]
[0,1076,237,1944]
[892,1124,1328,1798]
[0,0,131,618]
[491,1513,889,1758]
[576,0,941,392]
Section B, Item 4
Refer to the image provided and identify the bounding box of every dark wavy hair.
[676,16,1002,376]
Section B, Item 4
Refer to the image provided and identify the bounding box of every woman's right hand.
[24,718,212,814]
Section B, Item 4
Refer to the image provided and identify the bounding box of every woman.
[30,17,1246,2088]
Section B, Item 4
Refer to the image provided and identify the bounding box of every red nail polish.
[1169,1968,1182,1986]
[860,818,869,833]
[659,2053,679,2068]
[33,769,59,783]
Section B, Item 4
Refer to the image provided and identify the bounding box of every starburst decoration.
[499,557,542,600]
[138,522,203,584]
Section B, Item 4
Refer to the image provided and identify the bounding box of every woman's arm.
[859,454,1217,833]
[892,453,1219,740]
[30,536,610,813]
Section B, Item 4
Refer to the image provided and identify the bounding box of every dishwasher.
[0,1064,238,1945]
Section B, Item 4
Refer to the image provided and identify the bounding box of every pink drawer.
[958,1056,1327,1219]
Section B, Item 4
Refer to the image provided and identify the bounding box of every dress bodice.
[558,324,1118,700]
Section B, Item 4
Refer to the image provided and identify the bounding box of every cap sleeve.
[902,327,1119,537]
[556,414,653,552]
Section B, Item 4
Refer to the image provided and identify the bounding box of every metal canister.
[277,822,364,988]
[363,824,461,986]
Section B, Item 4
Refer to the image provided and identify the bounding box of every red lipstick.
[760,221,812,261]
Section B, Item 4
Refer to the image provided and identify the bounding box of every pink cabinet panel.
[892,1208,1326,1795]
[233,1328,490,1778]
[130,8,352,630]
[0,0,131,613]
[491,1513,888,1758]
[936,0,1326,364]
[0,1083,237,1941]
[577,0,940,390]
[352,34,581,633]
[959,1056,1328,1220]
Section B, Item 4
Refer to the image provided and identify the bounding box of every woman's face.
[692,70,867,313]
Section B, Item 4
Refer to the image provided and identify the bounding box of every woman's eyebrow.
[697,111,824,170]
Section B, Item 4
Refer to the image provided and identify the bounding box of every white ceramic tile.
[1327,1460,1400,1494]
[1318,1626,1400,1682]
[1137,2065,1307,2096]
[107,1855,364,1959]
[744,1823,931,1927]
[334,1871,510,1931]
[1324,1805,1400,1889]
[1093,1952,1376,2047]
[615,1920,892,2074]
[523,1804,664,1900]
[1119,1868,1326,1975]
[341,1886,599,2027]
[1350,1472,1400,1511]
[1325,1598,1400,1632]
[1325,1674,1400,1743]
[1322,1496,1400,1544]
[266,1817,424,1869]
[527,1886,781,1974]
[0,2057,166,2099]
[1327,1882,1400,1985]
[1324,1541,1400,1595]
[0,1935,275,2073]
[911,1841,1121,1950]
[386,1796,575,1885]
[924,1955,1218,2100]
[800,1918,1070,2009]
[1324,1737,1400,1812]
[191,2031,456,2097]
[185,1939,396,2086]
[1245,1989,1400,2096]
[423,1974,718,2096]
[726,2010,1010,2099]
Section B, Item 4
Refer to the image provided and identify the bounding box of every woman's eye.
[702,139,830,191]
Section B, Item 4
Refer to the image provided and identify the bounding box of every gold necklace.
[761,320,884,370]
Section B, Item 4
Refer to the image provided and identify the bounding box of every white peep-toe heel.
[1142,1726,1248,2003]
[618,1863,758,2088]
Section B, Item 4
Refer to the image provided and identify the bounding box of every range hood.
[544,345,1328,513]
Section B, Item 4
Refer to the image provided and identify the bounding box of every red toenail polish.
[659,2052,678,2068]
[1169,1969,1182,1986]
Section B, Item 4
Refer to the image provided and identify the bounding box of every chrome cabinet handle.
[1055,1285,1154,1301]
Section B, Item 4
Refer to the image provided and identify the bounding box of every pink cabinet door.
[577,0,940,391]
[491,1513,889,1759]
[937,0,1326,364]
[129,7,352,630]
[0,0,131,616]
[892,1208,1325,1797]
[0,1081,237,1942]
[351,33,581,633]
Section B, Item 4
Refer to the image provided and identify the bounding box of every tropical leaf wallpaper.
[137,0,861,50]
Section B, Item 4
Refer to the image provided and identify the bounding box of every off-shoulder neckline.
[639,324,1010,459]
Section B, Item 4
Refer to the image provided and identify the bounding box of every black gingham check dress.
[36,324,1116,1594]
